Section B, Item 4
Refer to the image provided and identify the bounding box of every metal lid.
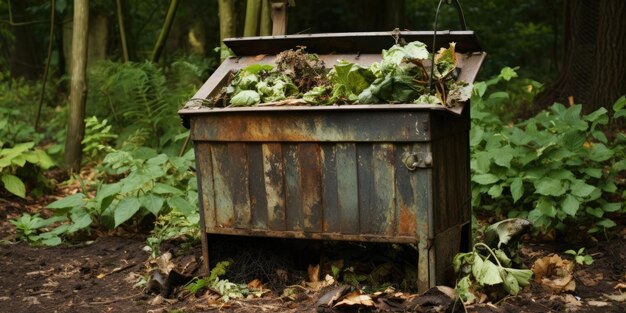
[224,30,482,55]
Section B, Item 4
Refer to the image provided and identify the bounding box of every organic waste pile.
[217,40,472,108]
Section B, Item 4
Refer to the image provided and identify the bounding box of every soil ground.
[1,195,625,312]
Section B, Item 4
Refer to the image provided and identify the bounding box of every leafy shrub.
[471,68,626,233]
[17,148,198,245]
[85,57,214,154]
[82,116,117,161]
[0,142,55,198]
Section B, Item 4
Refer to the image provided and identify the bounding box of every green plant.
[146,209,199,257]
[0,142,55,198]
[9,213,66,245]
[183,261,263,302]
[565,247,594,266]
[471,68,626,233]
[29,147,197,245]
[453,218,533,303]
[85,57,213,154]
[82,116,117,161]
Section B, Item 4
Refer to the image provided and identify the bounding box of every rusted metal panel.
[262,143,286,231]
[336,143,359,234]
[320,144,340,233]
[229,143,251,229]
[284,144,303,231]
[247,144,268,229]
[194,143,216,229]
[210,143,234,228]
[373,143,397,235]
[394,144,420,237]
[190,110,431,143]
[300,143,323,232]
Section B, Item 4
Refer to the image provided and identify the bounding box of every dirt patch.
[0,236,153,313]
[2,192,625,312]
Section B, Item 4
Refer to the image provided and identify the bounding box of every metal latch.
[402,151,433,170]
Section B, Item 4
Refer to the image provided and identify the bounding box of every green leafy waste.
[221,41,472,107]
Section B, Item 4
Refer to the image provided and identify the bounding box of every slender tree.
[116,0,129,62]
[64,0,89,172]
[218,0,236,61]
[244,0,261,37]
[260,0,272,36]
[151,0,180,63]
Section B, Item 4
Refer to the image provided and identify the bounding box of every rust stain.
[398,205,417,235]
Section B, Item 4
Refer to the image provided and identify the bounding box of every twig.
[87,292,144,305]
[35,0,56,130]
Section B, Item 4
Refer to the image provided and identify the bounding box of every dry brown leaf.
[614,283,626,290]
[155,252,175,274]
[604,293,626,302]
[334,290,375,307]
[532,254,575,293]
[588,300,609,307]
[306,274,335,291]
[577,270,603,287]
[308,264,320,283]
[247,278,263,289]
[256,98,309,106]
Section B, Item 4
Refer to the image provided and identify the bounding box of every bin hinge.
[402,151,433,170]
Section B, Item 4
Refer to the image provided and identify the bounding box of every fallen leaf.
[316,285,351,308]
[22,296,40,305]
[155,252,175,274]
[96,273,106,279]
[247,278,263,289]
[614,283,626,290]
[577,270,603,287]
[532,254,576,293]
[558,294,582,310]
[308,264,320,283]
[587,300,609,307]
[306,274,335,291]
[604,293,626,302]
[149,295,164,306]
[334,290,375,307]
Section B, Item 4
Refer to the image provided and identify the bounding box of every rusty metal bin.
[179,31,485,291]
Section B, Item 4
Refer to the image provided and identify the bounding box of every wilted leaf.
[484,218,532,249]
[477,259,503,286]
[334,290,375,307]
[532,254,576,294]
[230,90,261,107]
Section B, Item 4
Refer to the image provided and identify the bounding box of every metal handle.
[429,0,468,94]
[402,152,433,170]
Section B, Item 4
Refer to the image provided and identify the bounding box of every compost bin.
[179,30,485,291]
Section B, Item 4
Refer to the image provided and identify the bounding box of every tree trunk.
[8,0,41,79]
[151,0,180,63]
[64,0,89,172]
[218,0,236,61]
[260,0,272,36]
[116,0,130,62]
[88,12,108,65]
[535,0,626,116]
[244,0,261,37]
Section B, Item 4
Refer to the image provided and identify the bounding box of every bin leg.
[417,239,430,293]
[200,232,210,275]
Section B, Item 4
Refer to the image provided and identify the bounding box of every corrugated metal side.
[195,140,431,243]
[191,110,433,243]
